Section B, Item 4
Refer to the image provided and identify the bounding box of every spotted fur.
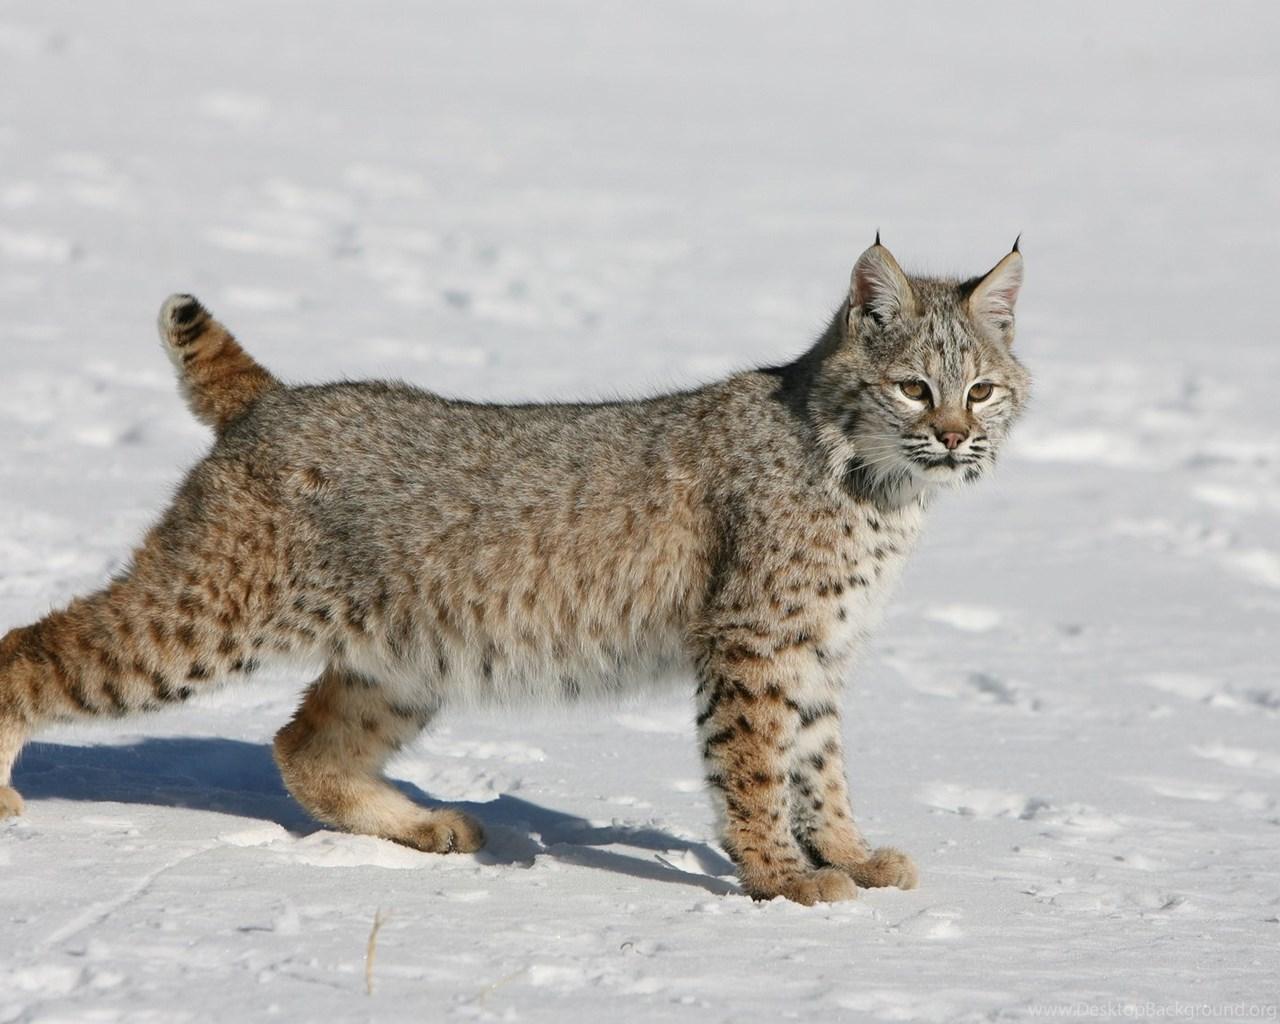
[0,239,1029,903]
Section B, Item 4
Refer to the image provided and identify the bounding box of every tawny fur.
[0,241,1029,904]
[159,293,280,431]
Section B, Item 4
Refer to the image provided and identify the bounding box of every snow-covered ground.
[2,2,1278,1020]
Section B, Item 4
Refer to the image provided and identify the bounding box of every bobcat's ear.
[967,241,1023,343]
[849,238,918,327]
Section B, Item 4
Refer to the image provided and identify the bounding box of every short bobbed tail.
[158,294,279,432]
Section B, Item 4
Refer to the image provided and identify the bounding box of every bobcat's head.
[810,237,1031,507]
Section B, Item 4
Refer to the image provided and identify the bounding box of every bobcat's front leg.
[694,639,859,905]
[787,705,918,890]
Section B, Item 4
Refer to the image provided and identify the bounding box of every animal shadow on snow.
[14,738,739,895]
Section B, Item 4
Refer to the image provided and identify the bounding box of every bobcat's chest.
[812,499,926,667]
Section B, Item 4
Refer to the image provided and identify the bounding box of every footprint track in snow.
[1191,743,1280,775]
[888,656,1043,713]
[1112,516,1280,592]
[1137,672,1280,714]
[964,672,1043,711]
[889,905,965,940]
[919,783,1127,838]
[919,782,1047,820]
[1134,777,1274,813]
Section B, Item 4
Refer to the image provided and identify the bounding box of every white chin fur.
[920,462,981,487]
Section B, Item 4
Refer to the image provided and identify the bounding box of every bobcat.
[0,237,1028,905]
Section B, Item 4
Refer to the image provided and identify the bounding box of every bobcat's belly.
[341,614,694,710]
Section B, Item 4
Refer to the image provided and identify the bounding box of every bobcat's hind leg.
[273,666,484,853]
[0,451,315,818]
[0,711,29,817]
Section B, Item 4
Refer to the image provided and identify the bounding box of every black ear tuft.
[1012,233,1021,254]
[874,229,881,247]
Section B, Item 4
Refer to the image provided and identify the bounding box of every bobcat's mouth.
[910,452,972,470]
[906,450,990,486]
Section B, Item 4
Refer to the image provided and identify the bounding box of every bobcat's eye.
[968,382,994,403]
[899,380,929,402]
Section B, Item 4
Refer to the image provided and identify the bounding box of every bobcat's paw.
[396,809,486,854]
[747,867,860,906]
[0,785,24,818]
[845,846,918,890]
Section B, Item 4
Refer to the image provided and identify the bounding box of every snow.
[2,1,1278,1020]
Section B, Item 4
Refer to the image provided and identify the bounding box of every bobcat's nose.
[936,429,968,451]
